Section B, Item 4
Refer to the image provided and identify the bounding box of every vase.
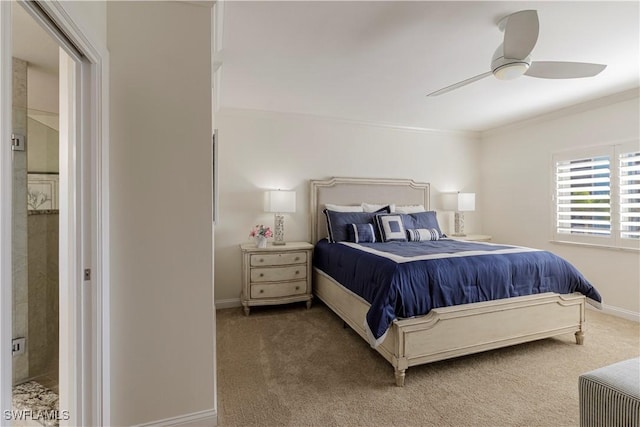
[255,235,267,248]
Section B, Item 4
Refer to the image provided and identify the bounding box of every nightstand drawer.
[251,281,307,299]
[250,251,307,267]
[250,265,306,282]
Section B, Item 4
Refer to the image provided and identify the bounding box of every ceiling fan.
[426,10,607,97]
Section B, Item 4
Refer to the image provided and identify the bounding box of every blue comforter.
[313,239,601,347]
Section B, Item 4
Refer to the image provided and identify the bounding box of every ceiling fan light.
[494,62,530,80]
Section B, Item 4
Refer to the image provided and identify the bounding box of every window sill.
[550,239,640,253]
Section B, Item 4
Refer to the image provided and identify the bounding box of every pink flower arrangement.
[249,224,273,238]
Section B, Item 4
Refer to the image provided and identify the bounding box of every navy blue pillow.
[324,207,389,243]
[400,211,444,237]
[347,223,376,243]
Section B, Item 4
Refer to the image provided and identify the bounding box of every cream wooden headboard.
[309,177,431,243]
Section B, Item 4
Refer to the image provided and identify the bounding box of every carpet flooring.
[217,302,639,427]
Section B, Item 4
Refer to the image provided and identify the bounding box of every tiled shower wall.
[12,57,28,384]
[27,212,59,380]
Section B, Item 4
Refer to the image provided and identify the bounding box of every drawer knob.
[295,270,300,275]
[294,256,300,261]
[259,258,264,263]
[259,273,264,277]
[259,289,264,294]
[295,286,300,290]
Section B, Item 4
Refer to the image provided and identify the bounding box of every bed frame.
[310,177,586,386]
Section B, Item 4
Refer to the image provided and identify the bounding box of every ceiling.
[219,1,640,132]
[11,3,59,115]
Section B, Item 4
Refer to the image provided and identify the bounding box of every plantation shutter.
[555,155,611,237]
[619,149,640,240]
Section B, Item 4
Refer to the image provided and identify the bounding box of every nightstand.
[450,234,492,242]
[240,241,313,315]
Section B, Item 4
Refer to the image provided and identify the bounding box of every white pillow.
[375,214,407,242]
[395,204,426,214]
[361,202,395,213]
[407,228,440,241]
[324,203,364,212]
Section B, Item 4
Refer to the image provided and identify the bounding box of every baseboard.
[134,409,217,427]
[215,297,241,309]
[588,303,640,323]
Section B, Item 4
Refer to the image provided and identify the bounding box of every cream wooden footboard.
[314,269,585,386]
[309,177,587,387]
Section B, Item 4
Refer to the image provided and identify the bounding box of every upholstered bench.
[579,357,640,427]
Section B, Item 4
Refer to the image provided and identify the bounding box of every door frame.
[0,1,109,425]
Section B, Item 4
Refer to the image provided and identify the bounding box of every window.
[553,141,640,250]
[556,155,611,237]
[620,150,640,240]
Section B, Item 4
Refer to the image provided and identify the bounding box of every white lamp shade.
[457,193,475,212]
[266,190,296,213]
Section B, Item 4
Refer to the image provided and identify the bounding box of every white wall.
[480,93,640,319]
[215,109,482,303]
[108,2,215,425]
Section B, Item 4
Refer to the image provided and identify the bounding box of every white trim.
[219,107,482,139]
[483,88,640,136]
[210,5,219,419]
[0,0,13,416]
[587,303,640,323]
[58,45,81,426]
[134,409,218,427]
[39,3,111,425]
[550,239,639,253]
[215,298,242,309]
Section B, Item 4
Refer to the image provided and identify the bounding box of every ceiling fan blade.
[503,10,539,60]
[525,61,607,79]
[426,71,492,97]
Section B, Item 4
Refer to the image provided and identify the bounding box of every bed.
[310,177,601,386]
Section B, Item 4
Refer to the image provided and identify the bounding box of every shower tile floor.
[12,380,59,427]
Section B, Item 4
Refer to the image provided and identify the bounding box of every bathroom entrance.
[11,2,62,419]
[1,1,108,424]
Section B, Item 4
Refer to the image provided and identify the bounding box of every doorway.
[10,2,61,421]
[1,1,109,425]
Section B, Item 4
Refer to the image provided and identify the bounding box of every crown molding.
[218,107,482,140]
[482,88,640,138]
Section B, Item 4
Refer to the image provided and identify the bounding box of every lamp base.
[454,212,465,236]
[273,214,286,246]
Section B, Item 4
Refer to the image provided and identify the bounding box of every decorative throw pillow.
[348,223,376,243]
[324,210,379,243]
[406,228,440,242]
[400,211,444,238]
[375,214,407,242]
